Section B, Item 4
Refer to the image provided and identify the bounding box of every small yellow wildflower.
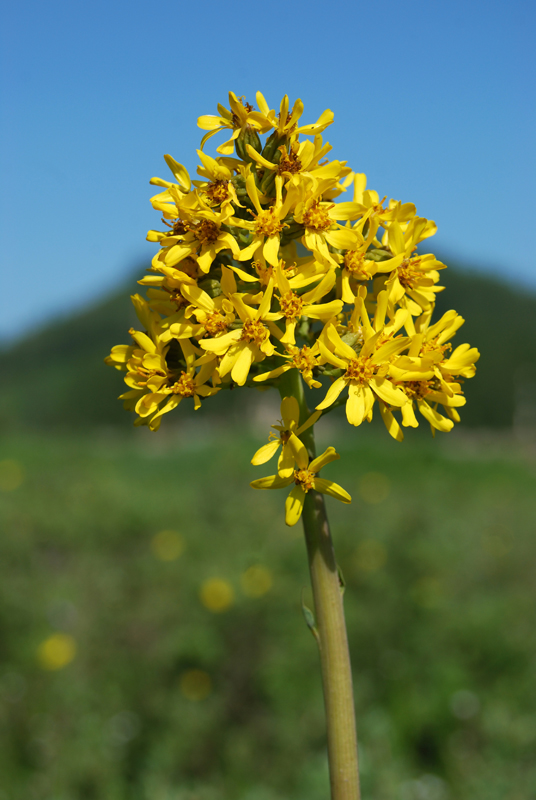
[251,396,321,477]
[200,578,235,613]
[37,633,76,671]
[251,445,351,527]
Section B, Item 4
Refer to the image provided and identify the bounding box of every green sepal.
[197,279,222,298]
[366,248,394,262]
[235,127,262,163]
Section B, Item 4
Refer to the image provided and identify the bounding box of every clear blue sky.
[1,0,535,342]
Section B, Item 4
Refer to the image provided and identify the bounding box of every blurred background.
[1,1,535,799]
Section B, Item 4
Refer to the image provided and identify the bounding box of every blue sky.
[1,0,535,342]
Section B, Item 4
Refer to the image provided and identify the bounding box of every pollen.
[344,356,375,384]
[203,311,229,336]
[397,258,422,289]
[190,219,220,244]
[420,337,452,357]
[278,146,302,175]
[344,250,374,280]
[254,208,284,237]
[172,371,196,397]
[206,180,230,204]
[293,469,315,492]
[240,318,269,346]
[172,219,189,236]
[402,380,431,400]
[292,345,317,372]
[279,291,303,320]
[303,201,333,232]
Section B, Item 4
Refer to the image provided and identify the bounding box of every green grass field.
[1,422,535,800]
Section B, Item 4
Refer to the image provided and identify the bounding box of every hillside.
[0,262,535,430]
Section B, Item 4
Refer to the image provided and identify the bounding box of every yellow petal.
[316,376,347,410]
[251,440,280,465]
[346,383,366,426]
[312,478,351,504]
[378,403,404,442]
[309,447,340,473]
[280,396,300,427]
[288,433,309,470]
[251,475,293,490]
[285,486,306,526]
[231,344,255,386]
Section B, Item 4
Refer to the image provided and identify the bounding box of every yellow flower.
[293,182,360,267]
[155,201,241,274]
[253,342,323,389]
[246,134,350,190]
[160,267,239,343]
[352,173,416,240]
[378,220,445,314]
[193,149,242,208]
[255,92,334,139]
[197,91,272,154]
[251,445,351,527]
[251,396,321,477]
[272,261,343,345]
[390,309,480,433]
[134,339,219,430]
[316,290,410,426]
[231,172,297,267]
[199,279,282,386]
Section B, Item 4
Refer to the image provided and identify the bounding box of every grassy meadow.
[1,415,535,800]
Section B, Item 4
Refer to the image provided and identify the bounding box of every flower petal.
[251,440,281,466]
[251,474,294,490]
[312,478,351,504]
[285,486,306,526]
[309,447,340,473]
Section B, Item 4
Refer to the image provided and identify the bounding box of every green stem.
[278,371,361,800]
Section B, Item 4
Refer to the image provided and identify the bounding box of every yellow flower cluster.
[106,91,479,518]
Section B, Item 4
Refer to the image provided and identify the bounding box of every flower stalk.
[279,369,360,800]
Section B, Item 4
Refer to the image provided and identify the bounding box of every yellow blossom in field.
[251,396,320,477]
[37,633,76,670]
[200,579,235,612]
[251,445,351,527]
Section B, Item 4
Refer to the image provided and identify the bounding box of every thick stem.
[302,490,360,800]
[278,372,360,800]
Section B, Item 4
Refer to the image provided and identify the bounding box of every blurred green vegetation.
[1,262,535,798]
[0,262,535,431]
[1,427,535,800]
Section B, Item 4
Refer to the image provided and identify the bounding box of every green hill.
[0,262,535,430]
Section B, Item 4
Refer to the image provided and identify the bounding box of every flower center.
[190,219,220,244]
[206,180,231,204]
[172,219,189,236]
[292,345,317,373]
[293,468,315,492]
[278,147,302,175]
[240,318,269,346]
[402,380,432,400]
[344,250,374,280]
[302,200,332,232]
[398,258,422,289]
[203,311,229,336]
[254,208,284,237]
[344,356,375,383]
[171,371,196,397]
[279,290,303,320]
